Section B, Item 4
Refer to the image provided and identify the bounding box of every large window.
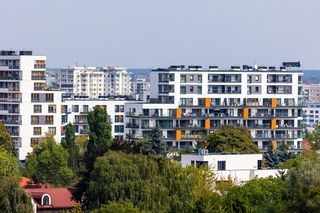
[48,127,56,135]
[45,116,54,124]
[33,127,41,135]
[115,125,124,133]
[114,115,124,123]
[218,161,226,170]
[33,105,42,113]
[48,105,56,113]
[46,94,54,102]
[115,105,124,112]
[31,116,39,124]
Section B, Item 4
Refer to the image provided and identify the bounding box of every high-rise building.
[125,64,304,151]
[131,73,150,100]
[59,66,131,99]
[0,51,62,160]
[303,84,320,102]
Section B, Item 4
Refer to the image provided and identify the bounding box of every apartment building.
[125,64,304,151]
[61,98,136,141]
[59,66,131,98]
[0,51,62,160]
[303,84,320,102]
[302,102,320,130]
[131,73,151,100]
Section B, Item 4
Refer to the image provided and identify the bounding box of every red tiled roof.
[24,187,76,209]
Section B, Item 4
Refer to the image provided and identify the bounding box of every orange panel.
[204,98,211,108]
[272,140,277,151]
[243,108,249,119]
[271,98,277,108]
[176,108,182,119]
[176,130,181,140]
[271,119,277,129]
[205,119,210,129]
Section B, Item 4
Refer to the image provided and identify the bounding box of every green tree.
[25,136,73,186]
[0,123,15,155]
[61,123,80,175]
[0,148,20,182]
[143,128,167,156]
[0,180,34,213]
[222,177,288,213]
[207,125,259,153]
[305,123,320,150]
[95,200,142,213]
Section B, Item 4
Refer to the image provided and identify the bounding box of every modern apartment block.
[303,83,320,102]
[0,51,62,160]
[59,66,131,98]
[61,98,134,141]
[125,64,304,151]
[131,73,151,100]
[302,102,320,130]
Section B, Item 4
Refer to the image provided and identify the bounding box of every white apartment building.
[131,73,151,100]
[125,64,304,151]
[302,102,320,131]
[181,151,282,182]
[0,51,62,160]
[303,84,320,102]
[61,98,138,141]
[59,66,131,98]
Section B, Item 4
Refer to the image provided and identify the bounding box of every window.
[191,160,195,166]
[115,105,124,112]
[42,195,51,206]
[48,105,56,113]
[33,127,41,135]
[198,75,202,83]
[196,161,208,168]
[114,115,124,123]
[115,125,124,133]
[33,105,42,113]
[62,115,68,123]
[31,116,39,124]
[218,161,226,170]
[190,86,194,93]
[45,116,54,124]
[48,127,56,135]
[72,105,79,112]
[180,86,186,94]
[31,138,40,147]
[180,75,186,83]
[190,75,194,81]
[82,105,89,113]
[197,86,202,94]
[45,94,54,102]
[31,93,40,102]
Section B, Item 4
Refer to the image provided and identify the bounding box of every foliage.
[207,125,259,153]
[94,200,142,213]
[0,123,15,155]
[305,123,320,150]
[143,128,167,156]
[222,177,288,213]
[25,136,73,186]
[264,140,296,169]
[72,202,84,213]
[61,123,80,175]
[0,148,20,182]
[110,138,146,155]
[86,151,218,212]
[0,180,34,213]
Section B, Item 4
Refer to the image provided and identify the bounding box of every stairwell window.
[218,161,226,171]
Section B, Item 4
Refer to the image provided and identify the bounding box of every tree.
[143,127,167,156]
[265,140,296,169]
[0,123,15,155]
[85,106,112,170]
[0,148,20,182]
[207,125,259,153]
[96,200,142,213]
[25,136,73,186]
[305,124,320,150]
[61,123,80,175]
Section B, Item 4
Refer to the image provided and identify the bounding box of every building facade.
[303,84,320,102]
[125,65,304,151]
[59,66,131,98]
[0,51,62,160]
[302,102,320,130]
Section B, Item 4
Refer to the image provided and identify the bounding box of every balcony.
[126,123,139,128]
[1,119,21,125]
[80,129,88,134]
[74,120,88,124]
[31,76,46,80]
[0,97,22,102]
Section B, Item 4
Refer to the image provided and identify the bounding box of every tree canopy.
[0,148,19,182]
[25,136,73,186]
[0,123,15,155]
[207,125,259,153]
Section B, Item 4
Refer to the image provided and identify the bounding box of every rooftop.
[0,50,33,56]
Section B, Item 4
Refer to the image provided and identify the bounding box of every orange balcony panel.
[271,98,277,108]
[271,119,277,129]
[205,119,210,129]
[176,130,181,141]
[204,98,210,108]
[176,108,182,119]
[272,140,277,151]
[243,108,249,119]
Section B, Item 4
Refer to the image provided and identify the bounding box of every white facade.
[126,65,304,151]
[0,51,62,160]
[61,98,139,140]
[59,66,131,98]
[302,102,320,130]
[181,152,282,182]
[303,84,320,102]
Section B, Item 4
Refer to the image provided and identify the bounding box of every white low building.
[181,151,282,182]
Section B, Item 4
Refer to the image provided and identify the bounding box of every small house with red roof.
[22,180,76,212]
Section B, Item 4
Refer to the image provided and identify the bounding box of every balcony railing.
[0,97,22,102]
[126,123,139,128]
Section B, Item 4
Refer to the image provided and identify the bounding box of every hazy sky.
[1,0,319,68]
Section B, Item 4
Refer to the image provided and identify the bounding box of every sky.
[1,0,320,69]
